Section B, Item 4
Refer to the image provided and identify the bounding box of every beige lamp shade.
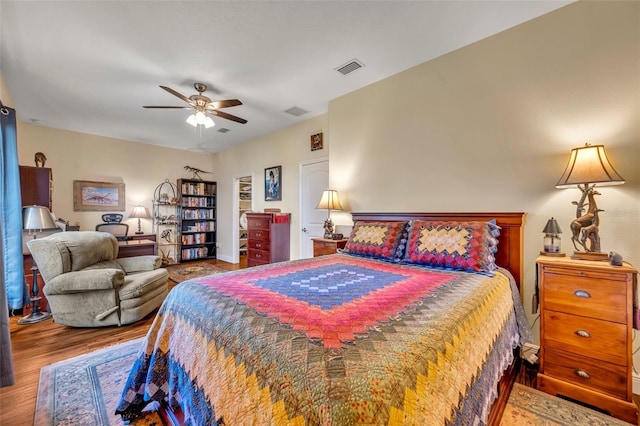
[129,205,151,219]
[23,205,57,231]
[555,144,625,188]
[316,190,344,211]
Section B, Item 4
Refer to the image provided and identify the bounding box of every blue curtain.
[1,105,26,309]
[1,104,25,387]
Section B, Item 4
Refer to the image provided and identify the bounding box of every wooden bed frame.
[158,211,526,426]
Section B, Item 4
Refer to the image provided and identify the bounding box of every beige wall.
[328,1,639,345]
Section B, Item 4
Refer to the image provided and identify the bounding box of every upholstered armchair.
[27,231,169,327]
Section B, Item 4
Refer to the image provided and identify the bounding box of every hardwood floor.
[0,257,245,426]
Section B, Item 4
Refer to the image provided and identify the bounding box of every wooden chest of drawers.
[536,256,638,423]
[246,212,290,267]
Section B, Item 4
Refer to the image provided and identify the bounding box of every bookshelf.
[177,178,216,262]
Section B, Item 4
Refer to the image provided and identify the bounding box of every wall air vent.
[284,106,309,117]
[335,59,365,76]
[217,128,230,133]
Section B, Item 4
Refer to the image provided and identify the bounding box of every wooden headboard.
[350,212,526,291]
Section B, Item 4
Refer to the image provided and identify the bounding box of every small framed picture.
[265,166,282,201]
[310,132,323,151]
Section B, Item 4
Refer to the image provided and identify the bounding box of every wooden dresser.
[246,212,290,267]
[536,256,639,424]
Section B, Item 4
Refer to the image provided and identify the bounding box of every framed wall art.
[310,132,323,151]
[73,180,125,211]
[264,166,282,201]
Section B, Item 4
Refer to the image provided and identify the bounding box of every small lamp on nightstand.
[129,205,151,235]
[19,205,57,324]
[316,190,344,239]
[541,217,564,256]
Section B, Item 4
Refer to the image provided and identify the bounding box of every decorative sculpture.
[34,151,47,167]
[184,165,213,180]
[569,185,602,252]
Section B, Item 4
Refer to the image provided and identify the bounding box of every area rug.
[35,338,161,426]
[500,383,633,425]
[166,260,227,283]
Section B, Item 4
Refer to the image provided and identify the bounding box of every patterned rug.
[35,338,161,425]
[166,261,227,283]
[500,383,633,425]
[36,340,634,426]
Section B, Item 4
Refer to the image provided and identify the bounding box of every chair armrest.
[116,256,161,273]
[43,269,125,295]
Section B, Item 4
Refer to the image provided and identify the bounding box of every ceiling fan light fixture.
[186,113,197,127]
[195,110,206,125]
[204,116,215,128]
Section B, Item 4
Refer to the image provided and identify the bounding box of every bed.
[116,212,529,425]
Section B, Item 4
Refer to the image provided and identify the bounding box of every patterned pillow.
[341,221,408,262]
[402,220,500,275]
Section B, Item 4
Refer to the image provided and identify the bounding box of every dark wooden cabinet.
[312,238,348,257]
[19,166,52,210]
[246,212,290,267]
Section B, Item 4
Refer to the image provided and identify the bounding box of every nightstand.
[536,256,639,424]
[312,238,348,257]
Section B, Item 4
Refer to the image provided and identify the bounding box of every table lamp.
[555,143,625,259]
[316,190,343,239]
[19,205,57,324]
[129,205,151,235]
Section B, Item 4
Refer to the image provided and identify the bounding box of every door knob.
[302,228,308,233]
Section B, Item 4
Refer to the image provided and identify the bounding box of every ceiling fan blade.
[160,86,195,106]
[143,106,191,109]
[210,109,248,124]
[207,99,243,109]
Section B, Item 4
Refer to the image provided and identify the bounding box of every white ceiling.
[0,1,571,154]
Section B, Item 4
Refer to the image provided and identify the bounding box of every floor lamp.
[19,205,56,324]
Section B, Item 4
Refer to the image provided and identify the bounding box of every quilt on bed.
[116,253,529,425]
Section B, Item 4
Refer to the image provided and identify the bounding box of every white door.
[299,158,329,258]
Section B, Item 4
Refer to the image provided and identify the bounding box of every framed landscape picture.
[264,166,282,201]
[73,180,125,211]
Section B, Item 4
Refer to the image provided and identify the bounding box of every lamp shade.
[316,190,344,211]
[129,205,150,219]
[542,217,562,235]
[23,205,57,231]
[555,144,625,188]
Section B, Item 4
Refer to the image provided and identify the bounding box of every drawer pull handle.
[256,254,261,258]
[574,369,591,380]
[575,329,591,338]
[573,290,591,298]
[256,243,261,248]
[256,233,262,237]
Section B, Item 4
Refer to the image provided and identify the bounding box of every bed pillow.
[402,220,500,275]
[341,221,408,262]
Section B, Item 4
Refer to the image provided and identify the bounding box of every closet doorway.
[238,175,253,260]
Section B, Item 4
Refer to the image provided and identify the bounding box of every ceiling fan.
[144,83,247,127]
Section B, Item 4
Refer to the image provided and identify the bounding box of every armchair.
[27,231,169,327]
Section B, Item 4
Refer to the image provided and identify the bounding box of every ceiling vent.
[335,59,365,76]
[284,106,309,117]
[217,127,230,133]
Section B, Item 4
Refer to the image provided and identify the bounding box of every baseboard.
[216,253,234,263]
[633,372,640,396]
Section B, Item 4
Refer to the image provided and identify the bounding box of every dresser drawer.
[247,249,270,266]
[248,229,270,241]
[541,266,627,323]
[542,310,627,365]
[247,217,270,230]
[248,239,271,251]
[543,347,628,400]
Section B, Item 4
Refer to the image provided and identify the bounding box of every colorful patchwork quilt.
[116,253,530,425]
